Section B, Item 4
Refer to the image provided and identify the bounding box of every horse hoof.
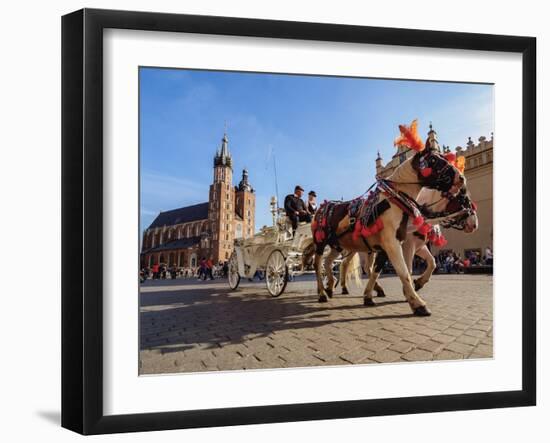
[318,294,328,303]
[413,279,424,291]
[376,289,386,298]
[341,287,349,295]
[363,298,376,307]
[326,288,333,298]
[413,306,431,316]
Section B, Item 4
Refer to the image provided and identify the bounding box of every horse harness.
[314,179,425,253]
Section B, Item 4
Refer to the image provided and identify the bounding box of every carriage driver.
[284,185,312,235]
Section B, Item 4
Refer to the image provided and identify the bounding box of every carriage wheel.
[228,252,240,290]
[266,250,288,297]
[344,257,367,296]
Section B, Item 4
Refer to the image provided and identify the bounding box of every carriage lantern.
[270,196,278,226]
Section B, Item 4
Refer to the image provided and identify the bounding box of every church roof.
[143,236,201,253]
[147,202,209,229]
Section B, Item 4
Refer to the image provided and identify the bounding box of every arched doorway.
[159,254,165,264]
[179,252,185,267]
[190,253,197,268]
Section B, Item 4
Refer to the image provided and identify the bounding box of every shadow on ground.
[140,283,411,353]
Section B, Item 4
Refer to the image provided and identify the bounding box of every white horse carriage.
[228,196,340,297]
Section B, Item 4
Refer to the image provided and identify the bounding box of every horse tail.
[344,253,362,288]
[302,238,316,268]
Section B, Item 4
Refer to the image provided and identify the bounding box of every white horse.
[340,186,478,297]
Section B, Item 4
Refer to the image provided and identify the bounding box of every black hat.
[308,190,317,197]
[295,185,305,192]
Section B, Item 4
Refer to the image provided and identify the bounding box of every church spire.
[214,131,232,169]
[238,168,254,192]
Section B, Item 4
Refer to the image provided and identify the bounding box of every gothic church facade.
[140,133,255,268]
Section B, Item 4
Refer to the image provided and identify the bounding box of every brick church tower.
[235,168,255,239]
[209,133,234,262]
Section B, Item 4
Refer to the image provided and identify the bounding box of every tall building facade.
[375,131,494,258]
[140,133,255,268]
[435,135,493,257]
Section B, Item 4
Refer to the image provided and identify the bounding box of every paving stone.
[434,350,464,360]
[388,341,415,354]
[456,335,481,346]
[361,340,392,353]
[417,339,445,353]
[463,329,488,338]
[371,349,403,363]
[401,349,434,361]
[431,333,457,344]
[444,341,476,356]
[339,348,375,364]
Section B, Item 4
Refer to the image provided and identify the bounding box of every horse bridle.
[439,192,477,230]
[417,151,458,193]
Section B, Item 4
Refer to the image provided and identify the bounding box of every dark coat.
[284,194,307,215]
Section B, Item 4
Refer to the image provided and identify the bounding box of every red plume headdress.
[444,152,466,174]
[394,119,425,152]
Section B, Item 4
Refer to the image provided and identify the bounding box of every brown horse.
[311,121,464,316]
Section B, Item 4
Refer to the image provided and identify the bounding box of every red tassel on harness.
[420,167,433,177]
[352,220,362,241]
[418,223,432,235]
[361,226,373,237]
[314,229,325,243]
[375,218,384,230]
[321,217,327,228]
[413,215,424,227]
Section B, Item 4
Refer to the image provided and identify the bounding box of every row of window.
[144,222,208,249]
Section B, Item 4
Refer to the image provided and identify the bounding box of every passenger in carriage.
[307,190,317,215]
[284,185,312,235]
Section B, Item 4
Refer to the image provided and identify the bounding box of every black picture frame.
[62,8,536,435]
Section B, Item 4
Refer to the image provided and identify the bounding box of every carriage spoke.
[266,250,288,297]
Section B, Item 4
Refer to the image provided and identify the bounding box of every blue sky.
[140,67,494,234]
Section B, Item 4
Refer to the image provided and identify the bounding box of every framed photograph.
[62,8,536,435]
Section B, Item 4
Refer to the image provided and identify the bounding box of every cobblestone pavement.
[139,274,493,374]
